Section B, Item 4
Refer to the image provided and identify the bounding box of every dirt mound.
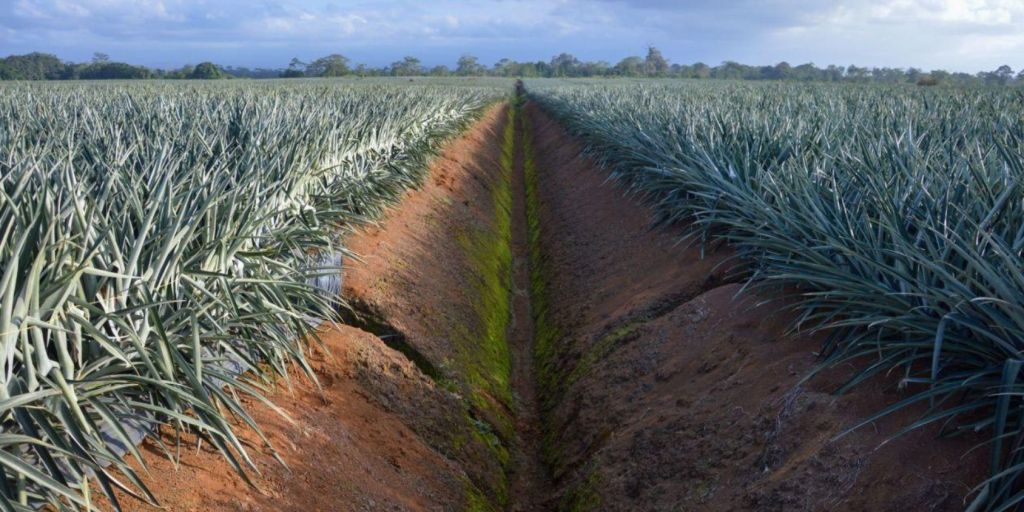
[525,102,986,511]
[110,325,466,512]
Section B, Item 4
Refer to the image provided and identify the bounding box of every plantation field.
[529,79,1024,511]
[0,78,505,510]
[0,77,1020,511]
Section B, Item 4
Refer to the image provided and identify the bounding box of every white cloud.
[814,0,1022,27]
[764,0,1024,70]
[53,0,90,18]
[13,0,50,19]
[0,0,1019,71]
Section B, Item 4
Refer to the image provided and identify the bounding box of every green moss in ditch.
[519,104,569,476]
[528,121,561,397]
[451,103,515,423]
[460,407,510,509]
[538,323,642,474]
[447,104,518,510]
[469,410,511,467]
[560,469,603,512]
[465,476,499,512]
[566,322,642,386]
[454,225,513,409]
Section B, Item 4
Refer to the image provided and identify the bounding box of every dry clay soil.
[111,101,985,512]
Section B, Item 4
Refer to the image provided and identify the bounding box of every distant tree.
[0,49,1017,85]
[993,64,1014,85]
[845,64,868,81]
[288,57,306,70]
[714,61,746,80]
[692,62,711,79]
[929,69,951,83]
[760,62,786,80]
[825,64,845,81]
[644,46,669,76]
[306,54,349,77]
[493,58,514,77]
[222,66,282,78]
[793,62,821,81]
[189,62,224,79]
[456,55,485,76]
[549,53,581,77]
[978,66,1012,85]
[581,60,610,76]
[614,56,644,77]
[79,61,152,79]
[494,60,542,77]
[871,67,909,83]
[390,56,422,76]
[0,53,73,80]
[168,65,195,79]
[517,61,540,77]
[949,71,976,85]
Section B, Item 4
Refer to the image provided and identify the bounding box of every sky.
[0,0,1021,73]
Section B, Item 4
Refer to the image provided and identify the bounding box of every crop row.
[0,80,503,510]
[529,80,1024,511]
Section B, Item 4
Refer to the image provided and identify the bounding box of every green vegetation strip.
[453,102,521,510]
[517,97,598,511]
[520,104,558,403]
[456,102,515,425]
[518,103,561,471]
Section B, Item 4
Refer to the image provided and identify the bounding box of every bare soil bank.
[113,325,472,512]
[109,101,985,512]
[113,104,513,512]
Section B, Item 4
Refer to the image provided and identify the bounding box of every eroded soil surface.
[108,99,986,512]
[113,325,470,512]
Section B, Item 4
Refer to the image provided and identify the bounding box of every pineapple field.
[0,78,1021,511]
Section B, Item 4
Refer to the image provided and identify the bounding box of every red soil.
[341,103,512,504]
[111,325,467,512]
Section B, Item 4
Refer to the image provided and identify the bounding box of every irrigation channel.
[109,92,985,512]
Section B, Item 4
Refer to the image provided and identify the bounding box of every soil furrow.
[505,99,553,511]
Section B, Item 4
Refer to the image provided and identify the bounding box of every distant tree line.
[2,48,1021,86]
[278,49,1021,86]
[0,52,226,80]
